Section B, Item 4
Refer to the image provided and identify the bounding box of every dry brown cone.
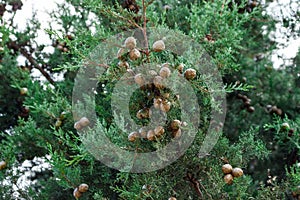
[222,164,233,174]
[232,168,243,177]
[160,100,171,112]
[184,68,197,80]
[172,128,182,139]
[153,40,165,52]
[124,36,137,50]
[129,48,141,60]
[224,174,234,185]
[128,131,139,142]
[0,161,7,170]
[147,130,155,141]
[154,126,165,137]
[159,66,171,78]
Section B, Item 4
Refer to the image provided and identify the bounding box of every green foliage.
[264,116,300,152]
[0,0,299,199]
[224,82,254,93]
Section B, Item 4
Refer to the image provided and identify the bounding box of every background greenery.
[0,0,299,199]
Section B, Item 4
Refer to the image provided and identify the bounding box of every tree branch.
[101,9,141,30]
[8,41,56,85]
[185,172,203,199]
[142,0,149,56]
